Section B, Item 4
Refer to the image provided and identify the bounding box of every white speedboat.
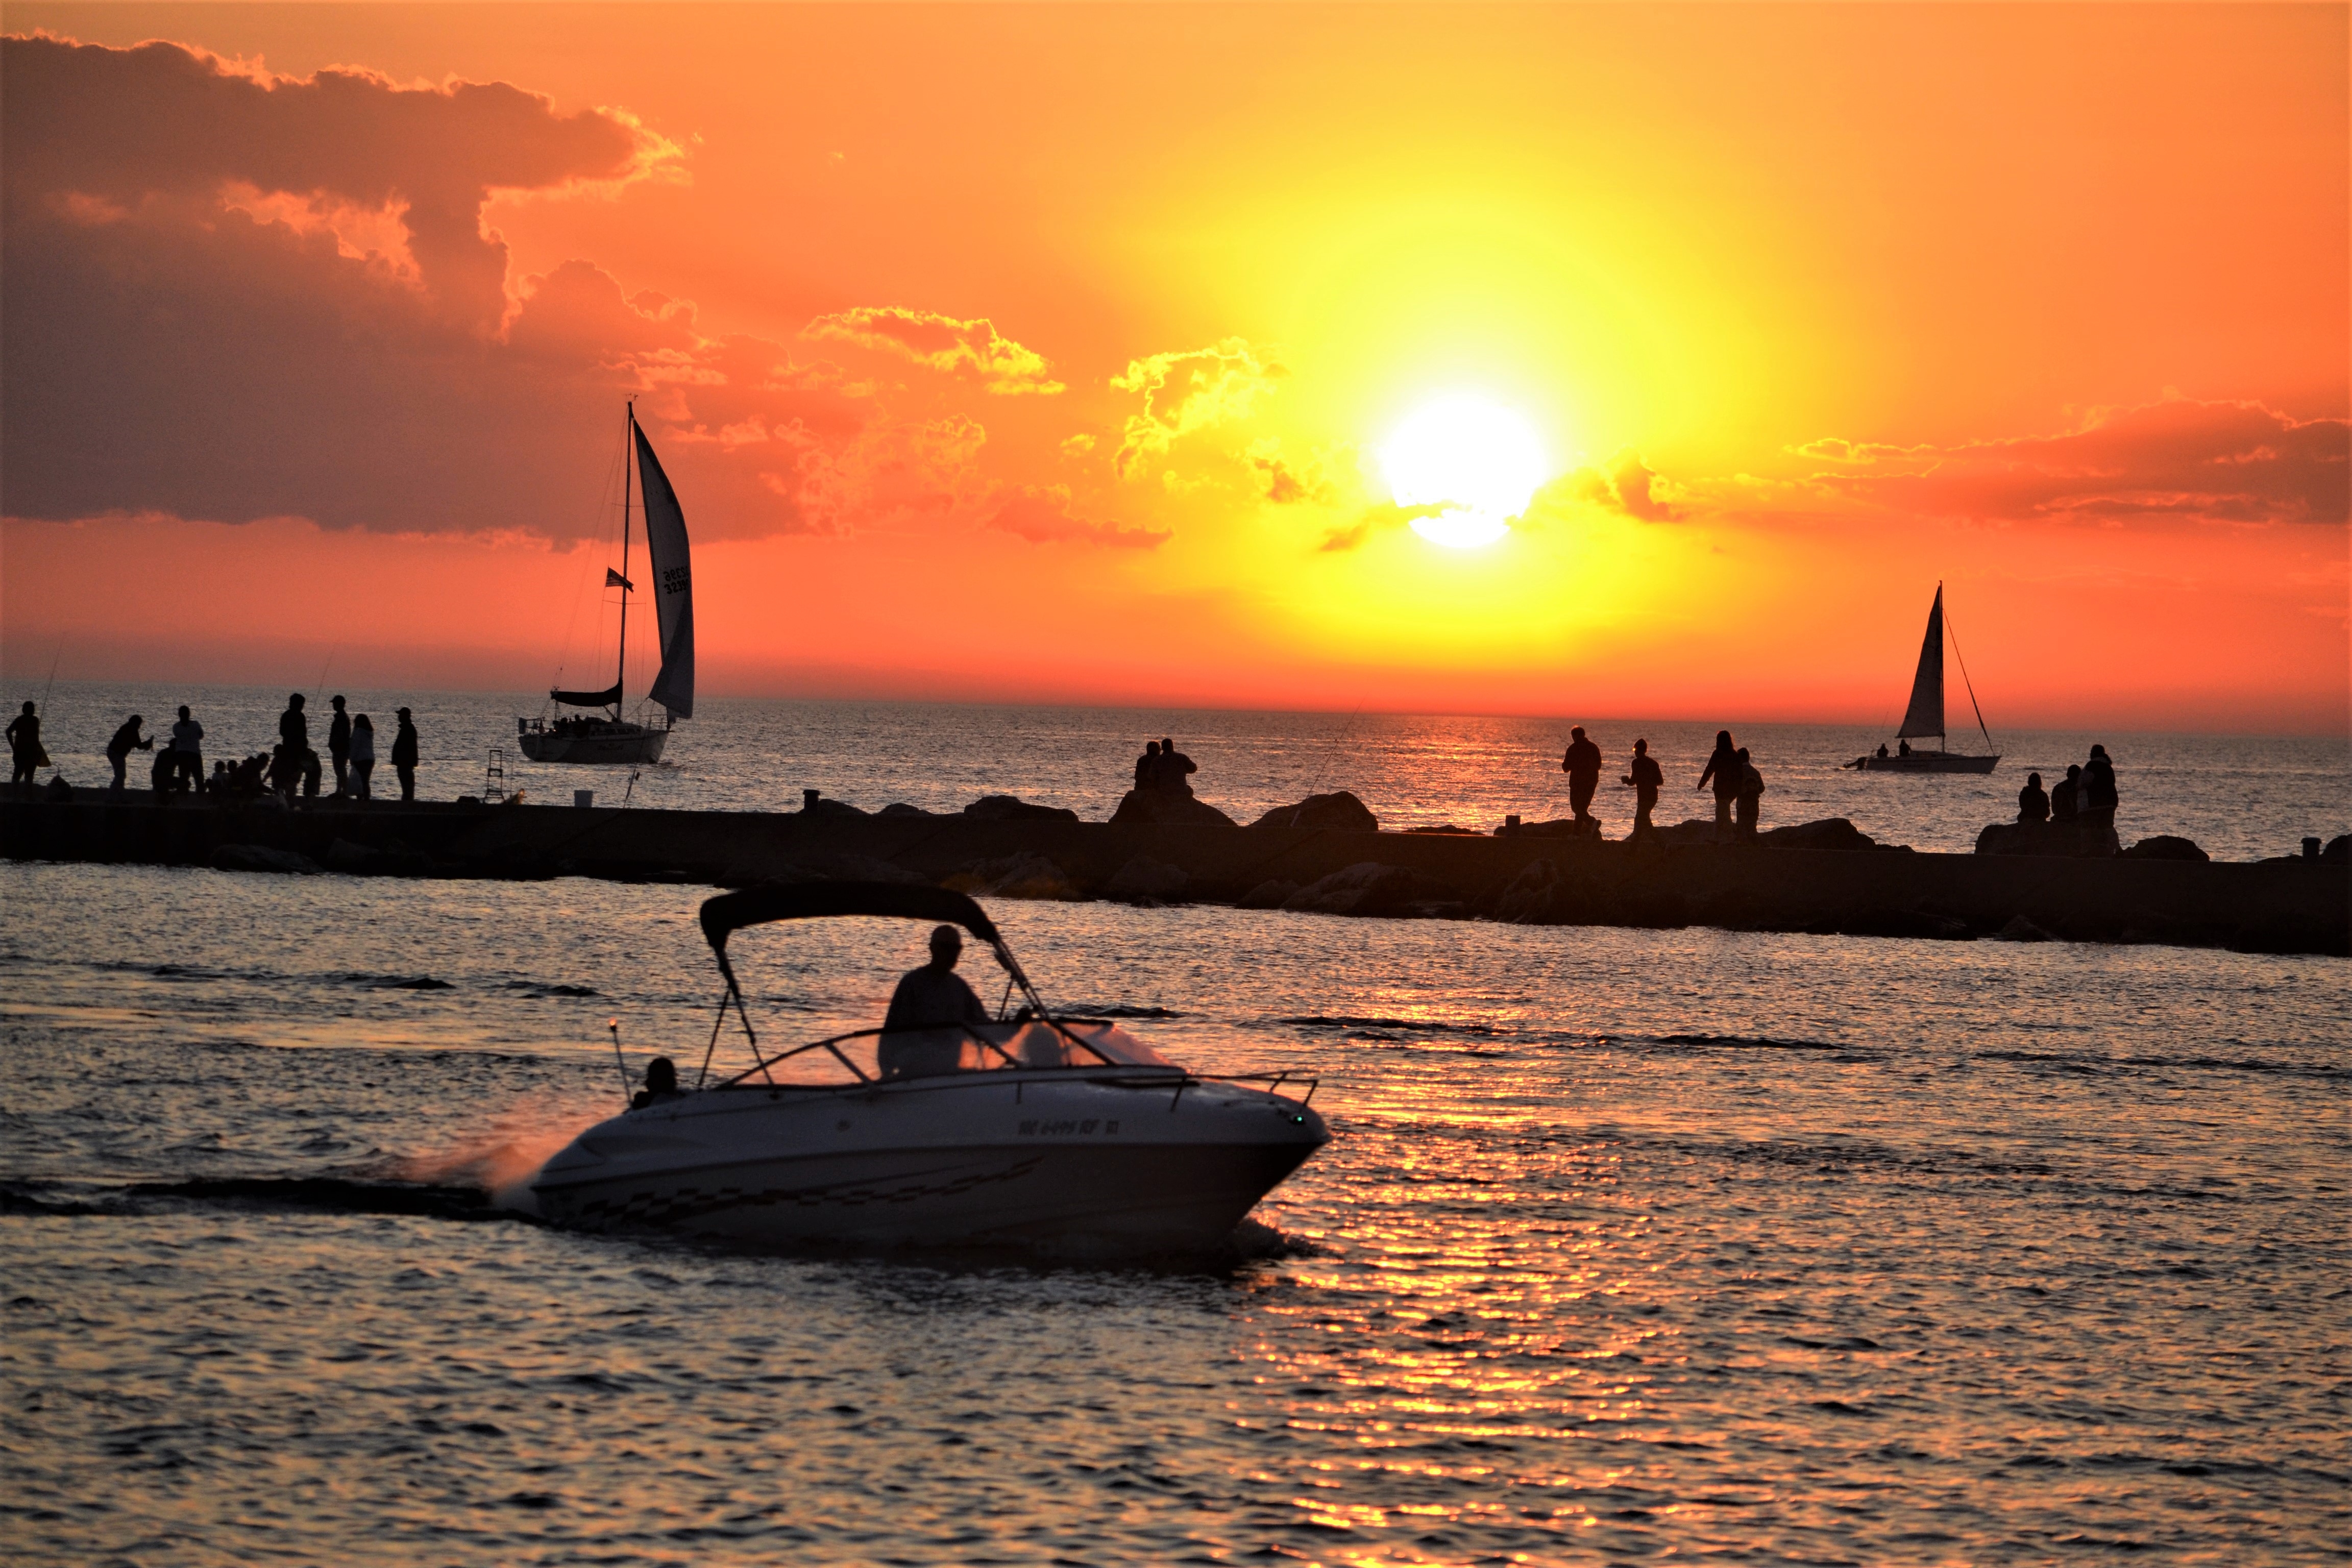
[532,883,1328,1255]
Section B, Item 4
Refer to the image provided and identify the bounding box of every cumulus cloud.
[987,489,1168,549]
[1317,502,1447,553]
[1247,438,1332,506]
[802,305,1064,395]
[1806,398,2349,526]
[1110,337,1283,477]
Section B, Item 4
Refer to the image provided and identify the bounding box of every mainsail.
[634,423,695,720]
[1896,585,1945,740]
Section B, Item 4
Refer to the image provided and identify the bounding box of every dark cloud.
[1810,398,2349,526]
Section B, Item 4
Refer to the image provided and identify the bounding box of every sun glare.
[1378,395,1549,549]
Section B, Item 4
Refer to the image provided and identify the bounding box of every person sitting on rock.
[878,925,991,1080]
[1561,726,1604,831]
[2050,764,2084,826]
[1158,737,1196,797]
[1134,740,1160,792]
[2017,772,2049,824]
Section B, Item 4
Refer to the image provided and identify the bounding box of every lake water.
[3,696,2348,1563]
[15,679,2350,859]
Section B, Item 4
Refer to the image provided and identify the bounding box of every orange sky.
[2,4,2345,731]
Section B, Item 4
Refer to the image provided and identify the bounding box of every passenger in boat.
[879,924,990,1080]
[392,708,420,801]
[1898,739,1912,757]
[2050,764,2084,826]
[327,696,352,798]
[168,706,204,793]
[1561,726,1603,830]
[2082,745,2118,831]
[348,715,376,802]
[9,701,48,788]
[105,714,153,790]
[1696,730,1740,839]
[1733,747,1765,839]
[632,1056,681,1109]
[1875,744,1890,761]
[1134,740,1161,791]
[2017,772,2049,824]
[1622,739,1664,840]
[1159,737,1197,797]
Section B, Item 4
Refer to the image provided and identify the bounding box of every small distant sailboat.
[518,403,694,765]
[1849,583,1999,774]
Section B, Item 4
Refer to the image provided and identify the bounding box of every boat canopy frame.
[692,881,1117,1088]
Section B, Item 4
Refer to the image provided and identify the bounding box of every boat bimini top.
[688,881,1203,1092]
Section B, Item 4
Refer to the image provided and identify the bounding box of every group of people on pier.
[2014,746,2121,832]
[1559,726,1765,842]
[6,695,421,805]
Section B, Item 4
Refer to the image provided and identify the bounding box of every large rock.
[946,852,1082,900]
[1654,818,1729,847]
[1105,855,1190,903]
[1237,878,1300,910]
[1757,818,1881,852]
[2122,835,2209,862]
[1975,822,2120,857]
[1246,791,1377,833]
[963,794,1080,823]
[1495,859,1563,923]
[1281,861,1460,918]
[1493,817,1596,839]
[1109,790,1237,828]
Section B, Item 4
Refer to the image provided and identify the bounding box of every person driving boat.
[879,924,990,1079]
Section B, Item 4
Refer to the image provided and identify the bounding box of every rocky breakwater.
[4,790,2344,955]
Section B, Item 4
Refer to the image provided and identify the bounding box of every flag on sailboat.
[1897,585,1945,741]
[632,423,696,721]
[605,568,633,591]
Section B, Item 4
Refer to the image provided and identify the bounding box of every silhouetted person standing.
[2017,771,2049,824]
[1561,726,1603,830]
[391,707,420,801]
[327,695,352,798]
[2083,745,2118,832]
[1622,739,1663,840]
[278,693,320,798]
[349,714,377,801]
[1697,730,1740,840]
[2050,764,2083,826]
[8,701,45,788]
[1135,740,1161,792]
[1733,746,1764,839]
[168,705,204,793]
[106,714,152,790]
[1159,737,1196,797]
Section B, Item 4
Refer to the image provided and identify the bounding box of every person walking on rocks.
[348,714,377,802]
[2017,771,2049,825]
[1696,730,1741,840]
[1159,737,1196,797]
[391,707,420,801]
[167,705,205,793]
[2050,764,2084,826]
[327,696,352,798]
[106,714,153,790]
[2082,745,2118,832]
[1561,726,1603,832]
[8,701,47,789]
[278,693,321,798]
[1733,746,1765,839]
[1622,739,1663,841]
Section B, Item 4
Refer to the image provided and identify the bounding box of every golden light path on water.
[5,857,2344,1564]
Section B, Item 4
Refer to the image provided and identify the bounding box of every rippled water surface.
[4,856,2347,1565]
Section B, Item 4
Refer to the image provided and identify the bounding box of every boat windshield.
[715,1016,1180,1089]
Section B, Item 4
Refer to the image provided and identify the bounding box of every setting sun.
[1377,395,1551,548]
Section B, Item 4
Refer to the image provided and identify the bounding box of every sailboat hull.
[1856,751,1998,774]
[517,725,668,765]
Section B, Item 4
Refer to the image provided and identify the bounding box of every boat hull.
[1855,751,1998,774]
[531,1070,1327,1255]
[516,726,668,765]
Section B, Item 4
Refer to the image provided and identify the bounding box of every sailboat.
[518,403,694,765]
[1849,583,2000,774]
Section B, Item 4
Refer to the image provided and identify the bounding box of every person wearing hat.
[877,924,990,1080]
[390,707,421,801]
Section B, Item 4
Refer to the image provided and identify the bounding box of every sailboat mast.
[615,401,633,714]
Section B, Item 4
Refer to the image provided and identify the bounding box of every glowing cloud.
[1377,395,1549,548]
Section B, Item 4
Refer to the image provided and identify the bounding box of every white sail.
[1896,585,1944,741]
[633,422,695,720]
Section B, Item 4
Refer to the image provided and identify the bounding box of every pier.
[5,795,2342,956]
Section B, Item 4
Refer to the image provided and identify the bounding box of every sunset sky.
[2,4,2345,731]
